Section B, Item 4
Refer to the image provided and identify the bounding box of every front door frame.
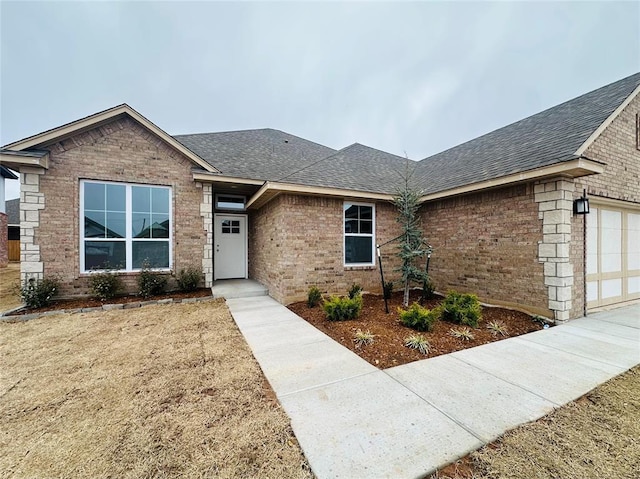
[214,213,248,280]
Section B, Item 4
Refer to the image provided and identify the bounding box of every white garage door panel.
[587,203,640,309]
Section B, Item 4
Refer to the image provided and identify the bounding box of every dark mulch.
[9,288,212,315]
[288,290,547,369]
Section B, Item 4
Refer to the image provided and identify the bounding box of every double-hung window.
[344,202,375,266]
[81,180,171,272]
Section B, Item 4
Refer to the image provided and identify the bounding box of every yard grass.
[431,365,640,479]
[0,301,312,478]
[0,262,21,311]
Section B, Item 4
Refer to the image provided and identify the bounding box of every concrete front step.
[211,279,268,299]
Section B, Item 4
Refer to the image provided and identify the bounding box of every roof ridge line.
[274,143,359,182]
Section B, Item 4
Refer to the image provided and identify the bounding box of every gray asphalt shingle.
[173,73,640,197]
[414,72,640,194]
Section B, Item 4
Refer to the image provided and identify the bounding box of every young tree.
[394,162,431,307]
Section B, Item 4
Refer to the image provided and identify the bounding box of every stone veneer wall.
[249,194,402,304]
[0,212,7,268]
[533,178,575,321]
[420,183,551,317]
[31,117,210,296]
[20,167,46,282]
[571,92,640,317]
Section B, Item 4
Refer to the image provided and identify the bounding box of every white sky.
[2,1,639,200]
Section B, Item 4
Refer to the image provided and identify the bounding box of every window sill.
[80,269,172,277]
[344,265,376,271]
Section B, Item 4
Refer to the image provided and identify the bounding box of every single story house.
[1,73,638,321]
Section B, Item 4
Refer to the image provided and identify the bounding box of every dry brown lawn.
[0,263,21,311]
[432,366,640,479]
[0,301,313,479]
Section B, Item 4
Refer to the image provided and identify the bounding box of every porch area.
[211,279,269,300]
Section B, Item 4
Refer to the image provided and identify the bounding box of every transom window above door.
[81,180,172,272]
[215,194,246,211]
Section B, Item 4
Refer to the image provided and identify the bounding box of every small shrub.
[383,281,394,300]
[307,286,322,308]
[323,295,363,321]
[176,267,202,292]
[486,320,508,337]
[89,270,123,301]
[21,277,60,308]
[450,327,475,341]
[353,329,375,348]
[138,262,168,298]
[399,303,438,332]
[439,291,482,327]
[404,334,430,355]
[347,283,363,299]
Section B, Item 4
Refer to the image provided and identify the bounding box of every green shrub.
[176,267,202,292]
[138,262,168,298]
[307,286,322,308]
[323,295,363,321]
[21,277,60,308]
[383,281,394,300]
[89,270,123,301]
[347,283,362,299]
[399,302,438,332]
[439,291,482,327]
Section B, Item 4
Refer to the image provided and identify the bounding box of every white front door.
[214,214,247,280]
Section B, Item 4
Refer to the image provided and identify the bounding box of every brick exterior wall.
[249,194,402,304]
[33,117,210,296]
[0,212,7,268]
[571,92,640,317]
[420,183,551,317]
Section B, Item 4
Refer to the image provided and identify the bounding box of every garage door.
[586,201,640,309]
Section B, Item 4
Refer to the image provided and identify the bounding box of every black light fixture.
[573,189,590,215]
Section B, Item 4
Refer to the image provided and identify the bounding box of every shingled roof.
[175,128,336,181]
[280,143,412,194]
[171,72,639,198]
[414,72,640,195]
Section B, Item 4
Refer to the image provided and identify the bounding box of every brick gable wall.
[420,183,551,316]
[571,92,640,317]
[35,117,209,296]
[249,194,403,304]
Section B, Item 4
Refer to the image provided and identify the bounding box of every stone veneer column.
[199,183,213,287]
[534,178,575,321]
[20,167,46,284]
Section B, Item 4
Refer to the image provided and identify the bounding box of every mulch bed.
[8,288,212,316]
[288,290,547,369]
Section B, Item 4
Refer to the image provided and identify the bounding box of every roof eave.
[0,151,49,170]
[246,181,395,210]
[418,157,605,203]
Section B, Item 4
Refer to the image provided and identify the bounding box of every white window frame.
[343,201,376,267]
[80,180,173,273]
[215,193,246,211]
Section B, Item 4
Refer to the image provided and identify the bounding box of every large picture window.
[344,202,375,266]
[81,180,171,272]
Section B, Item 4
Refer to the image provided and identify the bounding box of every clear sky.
[1,1,639,200]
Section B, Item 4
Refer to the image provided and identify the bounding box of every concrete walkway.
[226,297,640,479]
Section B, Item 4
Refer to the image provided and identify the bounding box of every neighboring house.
[0,73,638,320]
[0,166,19,267]
[5,198,20,261]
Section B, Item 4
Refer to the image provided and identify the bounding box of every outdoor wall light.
[573,189,590,215]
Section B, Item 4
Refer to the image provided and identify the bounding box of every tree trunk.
[403,278,410,307]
